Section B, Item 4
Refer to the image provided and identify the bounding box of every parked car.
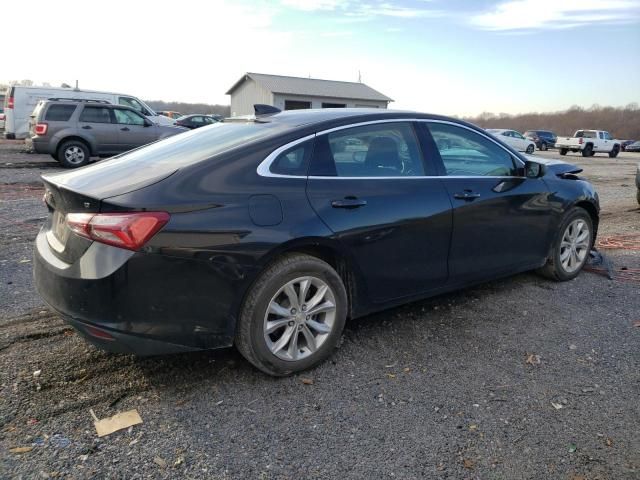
[620,140,636,151]
[174,114,220,129]
[26,99,187,168]
[486,129,536,153]
[524,130,557,151]
[157,110,182,119]
[624,141,640,152]
[0,108,5,130]
[3,85,174,139]
[555,130,621,157]
[636,163,640,205]
[34,108,599,375]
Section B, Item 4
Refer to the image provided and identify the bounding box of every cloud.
[281,0,444,20]
[470,0,640,31]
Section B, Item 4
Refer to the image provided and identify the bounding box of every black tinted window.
[311,122,425,177]
[270,140,312,176]
[79,107,112,123]
[428,123,517,177]
[45,104,76,121]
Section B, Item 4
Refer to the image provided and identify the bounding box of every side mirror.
[143,118,153,127]
[525,160,544,178]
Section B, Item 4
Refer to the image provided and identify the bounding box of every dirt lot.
[1,142,639,479]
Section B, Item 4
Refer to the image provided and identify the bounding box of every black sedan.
[174,114,220,129]
[34,108,600,376]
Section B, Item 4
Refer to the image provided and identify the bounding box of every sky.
[3,0,640,116]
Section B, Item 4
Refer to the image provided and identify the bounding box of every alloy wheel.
[64,146,86,165]
[559,219,590,273]
[263,276,337,361]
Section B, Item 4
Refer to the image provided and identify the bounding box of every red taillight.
[66,212,170,251]
[34,123,48,135]
[0,114,5,121]
[579,138,583,144]
[8,97,14,109]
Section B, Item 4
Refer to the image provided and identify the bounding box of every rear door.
[423,121,553,284]
[112,108,158,152]
[77,106,120,154]
[305,121,452,303]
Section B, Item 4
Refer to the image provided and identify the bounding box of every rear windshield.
[576,130,596,138]
[65,121,293,191]
[45,104,77,121]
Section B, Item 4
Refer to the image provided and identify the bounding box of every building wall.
[230,79,273,116]
[272,93,387,110]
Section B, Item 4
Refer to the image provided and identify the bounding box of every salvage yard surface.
[1,141,639,479]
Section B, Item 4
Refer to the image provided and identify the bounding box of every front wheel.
[235,254,348,376]
[526,144,535,154]
[540,143,548,151]
[537,207,593,281]
[609,146,619,158]
[582,145,593,157]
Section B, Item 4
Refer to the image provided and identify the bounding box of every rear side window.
[79,107,112,123]
[45,104,76,121]
[310,122,425,177]
[428,123,517,177]
[269,140,313,176]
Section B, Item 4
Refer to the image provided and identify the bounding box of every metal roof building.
[226,73,393,116]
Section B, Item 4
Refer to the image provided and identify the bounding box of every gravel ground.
[1,143,639,479]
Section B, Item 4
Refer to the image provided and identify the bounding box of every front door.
[306,121,452,303]
[424,121,553,283]
[112,108,158,152]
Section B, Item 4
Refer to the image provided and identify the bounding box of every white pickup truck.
[555,130,621,158]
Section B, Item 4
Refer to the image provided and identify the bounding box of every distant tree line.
[463,104,640,140]
[145,100,230,117]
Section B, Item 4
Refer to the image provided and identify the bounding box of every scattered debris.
[633,320,640,328]
[385,373,396,379]
[49,434,71,448]
[301,378,314,385]
[174,456,185,467]
[90,409,143,437]
[462,458,475,470]
[10,446,33,454]
[154,456,167,468]
[605,437,613,447]
[569,344,577,350]
[33,370,41,378]
[551,402,564,410]
[568,443,577,453]
[525,353,541,366]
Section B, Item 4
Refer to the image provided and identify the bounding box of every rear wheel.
[235,254,348,376]
[559,148,567,156]
[526,144,535,154]
[540,142,548,151]
[609,146,619,158]
[538,207,593,281]
[57,140,90,168]
[582,145,593,157]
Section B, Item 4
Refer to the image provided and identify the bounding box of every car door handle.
[120,127,130,131]
[453,191,481,201]
[81,125,92,130]
[331,197,367,209]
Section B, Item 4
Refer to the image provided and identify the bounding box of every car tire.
[540,142,548,151]
[526,144,535,154]
[608,146,619,158]
[537,207,593,282]
[235,253,348,376]
[559,148,567,156]
[637,189,640,205]
[57,140,90,168]
[582,145,593,157]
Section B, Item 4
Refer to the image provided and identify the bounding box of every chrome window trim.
[256,118,525,178]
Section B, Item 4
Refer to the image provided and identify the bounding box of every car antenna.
[254,104,281,117]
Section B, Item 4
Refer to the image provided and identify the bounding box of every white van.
[3,85,174,139]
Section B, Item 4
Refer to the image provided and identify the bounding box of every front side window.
[310,122,425,177]
[45,104,76,121]
[114,109,146,125]
[118,97,149,115]
[428,123,518,177]
[604,132,612,140]
[513,131,525,139]
[79,107,111,124]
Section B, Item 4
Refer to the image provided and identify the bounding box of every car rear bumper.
[29,137,52,154]
[33,228,254,355]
